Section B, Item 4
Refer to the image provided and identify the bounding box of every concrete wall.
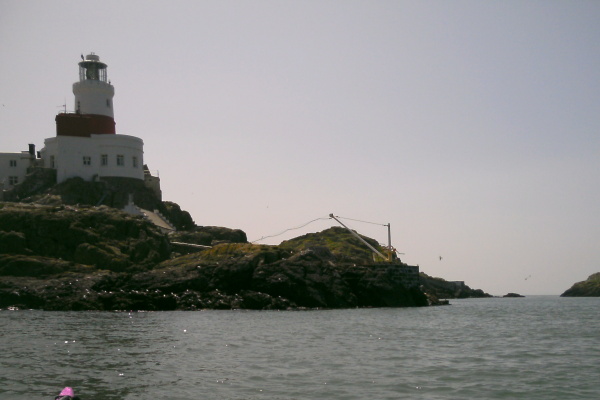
[41,134,144,183]
[144,172,162,200]
[372,263,421,288]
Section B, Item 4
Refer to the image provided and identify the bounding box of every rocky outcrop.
[0,242,428,310]
[561,273,600,297]
[0,202,484,310]
[0,210,427,310]
[419,273,492,299]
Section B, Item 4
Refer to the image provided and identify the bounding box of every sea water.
[0,296,599,400]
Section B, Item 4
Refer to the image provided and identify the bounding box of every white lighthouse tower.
[41,53,145,183]
[73,53,115,118]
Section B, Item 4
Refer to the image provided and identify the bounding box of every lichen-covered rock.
[279,227,391,264]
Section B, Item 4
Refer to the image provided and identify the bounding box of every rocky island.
[561,273,600,297]
[0,177,491,310]
[0,53,493,310]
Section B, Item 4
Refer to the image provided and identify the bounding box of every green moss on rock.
[279,227,390,264]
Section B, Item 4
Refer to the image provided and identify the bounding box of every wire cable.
[335,215,388,226]
[251,216,332,243]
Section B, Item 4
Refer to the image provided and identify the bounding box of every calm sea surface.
[1,296,599,400]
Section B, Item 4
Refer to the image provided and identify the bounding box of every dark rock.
[419,273,492,299]
[169,226,247,247]
[252,251,356,308]
[0,231,30,255]
[161,201,195,231]
[73,243,129,271]
[422,290,450,305]
[503,292,525,298]
[0,254,84,277]
[0,240,428,310]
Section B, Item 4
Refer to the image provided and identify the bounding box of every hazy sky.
[1,1,599,295]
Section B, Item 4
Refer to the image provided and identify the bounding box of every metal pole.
[329,213,388,261]
[387,223,392,261]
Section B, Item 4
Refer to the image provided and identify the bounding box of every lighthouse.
[41,53,144,183]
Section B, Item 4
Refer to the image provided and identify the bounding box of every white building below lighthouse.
[41,133,144,183]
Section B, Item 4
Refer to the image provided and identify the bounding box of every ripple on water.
[1,298,600,399]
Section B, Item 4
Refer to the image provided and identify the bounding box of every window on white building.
[9,176,18,185]
[117,155,124,166]
[101,154,108,166]
[83,156,91,166]
[9,160,17,167]
[50,156,55,168]
[132,156,138,168]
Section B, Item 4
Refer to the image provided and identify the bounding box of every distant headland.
[561,273,600,297]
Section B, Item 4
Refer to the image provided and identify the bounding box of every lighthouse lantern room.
[79,53,107,82]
